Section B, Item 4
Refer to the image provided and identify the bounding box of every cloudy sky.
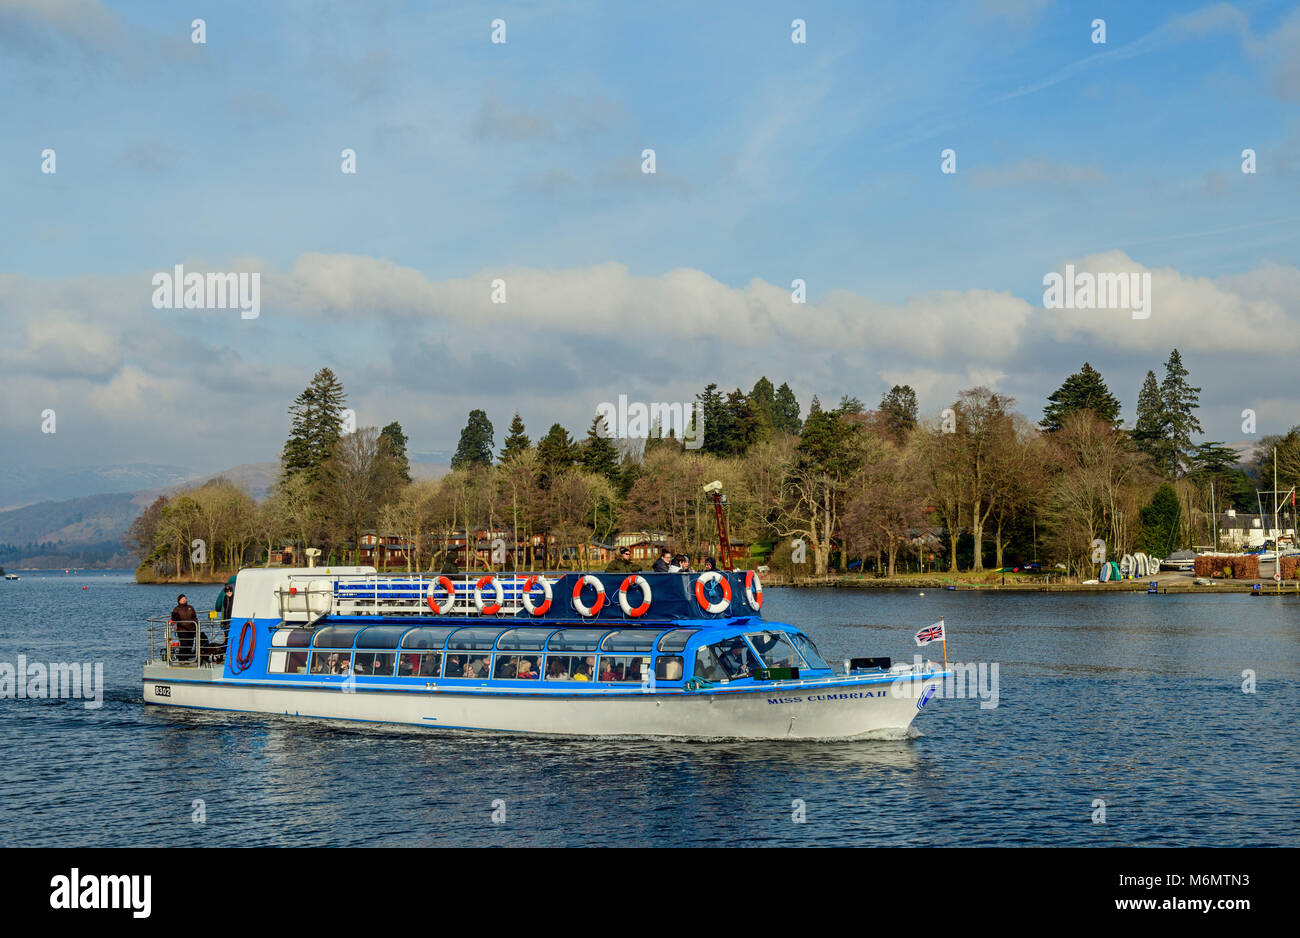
[2,0,1298,490]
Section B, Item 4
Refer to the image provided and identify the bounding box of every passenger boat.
[142,567,951,739]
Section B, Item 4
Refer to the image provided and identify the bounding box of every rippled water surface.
[1,573,1296,846]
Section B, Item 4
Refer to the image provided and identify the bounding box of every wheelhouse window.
[788,633,830,670]
[598,656,649,683]
[269,628,312,674]
[693,646,727,682]
[746,632,805,669]
[703,637,758,679]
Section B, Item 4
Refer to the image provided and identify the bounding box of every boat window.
[599,656,649,683]
[355,625,409,649]
[496,628,554,652]
[495,654,540,680]
[601,630,666,653]
[271,628,313,648]
[451,654,493,680]
[446,627,512,651]
[353,652,395,676]
[746,632,805,669]
[544,655,597,681]
[400,626,457,649]
[708,638,758,679]
[547,628,611,653]
[788,633,830,670]
[657,629,696,654]
[655,656,684,681]
[310,652,352,675]
[396,652,441,677]
[693,646,728,683]
[312,626,363,648]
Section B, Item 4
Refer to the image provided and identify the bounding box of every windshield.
[787,632,829,670]
[746,631,805,669]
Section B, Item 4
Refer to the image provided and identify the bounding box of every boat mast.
[704,480,733,571]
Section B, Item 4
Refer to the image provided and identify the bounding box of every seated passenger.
[516,658,537,680]
[419,655,440,677]
[497,656,518,679]
[444,655,465,677]
[719,641,753,677]
[333,655,350,675]
[673,554,691,573]
[571,667,590,682]
[651,547,673,573]
[600,663,620,682]
[701,556,718,571]
[546,658,568,680]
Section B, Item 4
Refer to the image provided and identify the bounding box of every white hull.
[142,666,947,740]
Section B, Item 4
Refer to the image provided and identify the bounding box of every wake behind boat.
[142,568,951,739]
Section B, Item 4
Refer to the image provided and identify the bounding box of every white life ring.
[521,575,553,616]
[571,574,606,617]
[473,574,504,615]
[426,575,457,614]
[744,570,763,610]
[618,575,652,617]
[694,570,732,614]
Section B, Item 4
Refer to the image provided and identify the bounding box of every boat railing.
[147,615,230,668]
[277,572,567,622]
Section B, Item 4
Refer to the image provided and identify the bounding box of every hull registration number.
[154,684,171,698]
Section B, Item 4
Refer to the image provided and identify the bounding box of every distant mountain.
[0,458,448,568]
[0,463,195,510]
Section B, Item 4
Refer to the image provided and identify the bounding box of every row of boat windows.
[266,630,830,682]
[268,649,682,683]
[270,624,701,655]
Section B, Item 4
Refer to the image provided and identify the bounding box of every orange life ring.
[521,575,553,616]
[474,574,504,615]
[426,576,457,614]
[572,574,606,617]
[694,571,732,614]
[618,575,652,617]
[744,570,763,610]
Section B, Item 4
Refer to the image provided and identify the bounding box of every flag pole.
[941,615,947,670]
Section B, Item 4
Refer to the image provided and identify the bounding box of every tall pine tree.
[1159,349,1202,476]
[773,382,802,433]
[499,413,531,463]
[281,367,347,484]
[879,385,919,441]
[1040,362,1122,432]
[379,421,411,483]
[581,414,620,481]
[450,410,494,470]
[1133,370,1165,465]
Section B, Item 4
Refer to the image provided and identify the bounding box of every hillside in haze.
[0,459,448,569]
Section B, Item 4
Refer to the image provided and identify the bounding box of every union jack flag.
[914,622,945,646]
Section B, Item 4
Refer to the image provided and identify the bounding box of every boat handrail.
[147,615,230,668]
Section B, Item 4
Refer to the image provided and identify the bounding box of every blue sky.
[2,0,1298,490]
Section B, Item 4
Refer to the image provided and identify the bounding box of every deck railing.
[147,616,230,667]
[276,572,565,622]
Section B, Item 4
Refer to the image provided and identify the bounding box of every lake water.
[1,572,1296,847]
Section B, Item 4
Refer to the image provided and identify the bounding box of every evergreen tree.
[1137,482,1182,555]
[1040,362,1122,432]
[1191,442,1254,510]
[581,414,620,481]
[450,409,494,470]
[1159,349,1202,476]
[879,385,919,441]
[749,376,777,442]
[1133,370,1165,465]
[696,384,730,457]
[722,389,759,456]
[281,367,347,484]
[536,423,577,483]
[499,413,531,463]
[378,421,411,483]
[835,395,864,415]
[773,382,802,434]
